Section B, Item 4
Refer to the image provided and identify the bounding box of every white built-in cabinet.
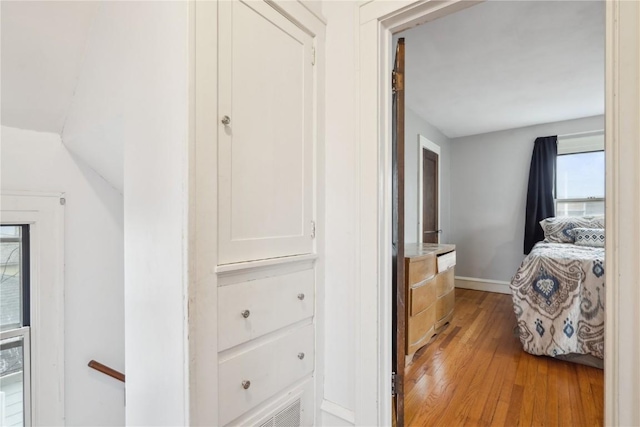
[218,0,315,265]
[193,1,325,426]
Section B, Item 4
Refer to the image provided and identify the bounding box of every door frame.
[418,135,441,244]
[356,1,640,426]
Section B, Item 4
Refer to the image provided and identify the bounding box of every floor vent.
[258,399,301,427]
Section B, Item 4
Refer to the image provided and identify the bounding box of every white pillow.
[571,227,605,247]
[539,216,605,243]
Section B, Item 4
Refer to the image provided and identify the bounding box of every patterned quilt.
[510,242,605,359]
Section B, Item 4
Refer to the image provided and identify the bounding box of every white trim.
[214,253,318,274]
[358,0,637,425]
[320,399,356,425]
[557,129,604,154]
[454,276,511,295]
[1,192,65,426]
[190,2,219,424]
[357,3,481,425]
[417,135,441,244]
[604,1,640,425]
[558,129,604,139]
[0,328,31,427]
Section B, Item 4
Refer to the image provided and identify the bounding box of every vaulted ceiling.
[401,0,605,138]
[1,1,99,133]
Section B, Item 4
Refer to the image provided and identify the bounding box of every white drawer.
[437,250,456,273]
[219,324,315,426]
[218,269,314,351]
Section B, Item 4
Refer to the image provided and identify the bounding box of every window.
[1,193,65,425]
[556,132,605,217]
[0,225,30,427]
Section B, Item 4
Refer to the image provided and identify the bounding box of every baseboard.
[320,399,355,426]
[455,276,511,295]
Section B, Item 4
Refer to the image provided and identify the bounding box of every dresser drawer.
[435,268,454,297]
[436,289,455,322]
[437,250,456,272]
[219,324,314,426]
[218,269,314,351]
[407,255,436,285]
[410,278,436,316]
[407,303,436,354]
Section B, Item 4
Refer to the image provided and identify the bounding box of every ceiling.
[1,1,604,143]
[1,1,99,133]
[400,0,605,139]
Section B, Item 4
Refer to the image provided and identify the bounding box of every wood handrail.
[88,360,125,383]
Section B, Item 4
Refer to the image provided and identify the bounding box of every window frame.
[1,224,32,426]
[0,224,31,329]
[1,192,65,426]
[0,327,31,426]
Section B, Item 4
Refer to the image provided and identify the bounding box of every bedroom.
[391,1,605,425]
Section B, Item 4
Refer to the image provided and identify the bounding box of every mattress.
[510,242,605,359]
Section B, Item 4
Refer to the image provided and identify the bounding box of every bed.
[510,217,605,363]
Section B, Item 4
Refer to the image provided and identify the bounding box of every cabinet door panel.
[219,1,314,264]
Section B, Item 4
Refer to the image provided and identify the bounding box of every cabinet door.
[218,0,314,264]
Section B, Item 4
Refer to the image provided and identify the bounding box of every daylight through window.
[556,132,605,217]
[0,225,30,427]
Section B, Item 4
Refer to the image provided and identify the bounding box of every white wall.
[0,126,124,426]
[449,115,605,282]
[60,2,191,425]
[321,0,357,422]
[404,108,452,244]
[62,1,123,193]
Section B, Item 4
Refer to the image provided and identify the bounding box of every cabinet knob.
[241,380,251,390]
[221,115,231,126]
[241,309,250,319]
[298,352,305,360]
[297,293,305,301]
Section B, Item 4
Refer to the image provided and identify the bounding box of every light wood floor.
[404,289,604,427]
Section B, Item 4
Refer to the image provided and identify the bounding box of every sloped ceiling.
[401,0,604,138]
[1,1,99,133]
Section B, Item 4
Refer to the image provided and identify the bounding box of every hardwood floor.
[404,289,604,427]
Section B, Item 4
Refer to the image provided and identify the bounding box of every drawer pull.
[241,380,251,390]
[297,293,305,301]
[297,352,305,360]
[241,310,251,319]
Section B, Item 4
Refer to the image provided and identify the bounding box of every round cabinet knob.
[221,115,231,125]
[297,293,305,301]
[241,309,251,319]
[241,380,251,390]
[298,352,305,360]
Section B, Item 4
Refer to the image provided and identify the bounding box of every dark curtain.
[524,136,557,254]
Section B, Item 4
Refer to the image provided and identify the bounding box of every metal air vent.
[258,399,301,427]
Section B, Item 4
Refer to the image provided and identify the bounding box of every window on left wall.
[0,225,31,427]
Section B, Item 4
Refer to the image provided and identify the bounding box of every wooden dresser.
[404,243,456,361]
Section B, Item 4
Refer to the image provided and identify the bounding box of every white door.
[218,0,315,265]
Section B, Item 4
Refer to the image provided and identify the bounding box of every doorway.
[355,0,640,426]
[418,136,440,244]
[394,2,606,425]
